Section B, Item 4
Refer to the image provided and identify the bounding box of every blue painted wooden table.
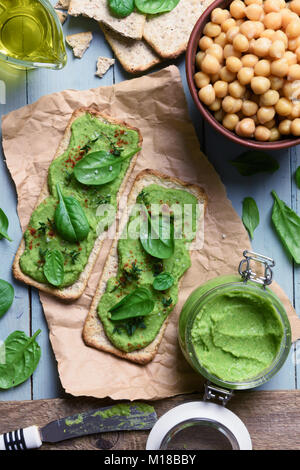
[0,1,299,402]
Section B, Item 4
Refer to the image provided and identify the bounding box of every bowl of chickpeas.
[186,0,300,148]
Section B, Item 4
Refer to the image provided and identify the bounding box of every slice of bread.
[13,108,142,301]
[83,169,207,364]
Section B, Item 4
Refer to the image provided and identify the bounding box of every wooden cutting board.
[0,391,299,450]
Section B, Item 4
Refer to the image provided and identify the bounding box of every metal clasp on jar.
[238,250,275,287]
[203,382,234,406]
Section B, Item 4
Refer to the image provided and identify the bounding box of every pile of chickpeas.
[194,0,300,141]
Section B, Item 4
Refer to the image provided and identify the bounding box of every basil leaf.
[0,208,12,242]
[43,249,65,287]
[0,279,14,319]
[55,184,90,242]
[73,147,140,186]
[242,197,259,240]
[135,0,180,14]
[153,272,174,291]
[0,330,41,390]
[109,287,154,321]
[271,190,300,263]
[295,166,300,189]
[140,207,174,260]
[230,151,279,176]
[109,0,134,17]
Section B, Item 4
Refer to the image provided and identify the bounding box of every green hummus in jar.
[190,288,284,382]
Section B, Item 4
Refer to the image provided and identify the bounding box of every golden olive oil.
[0,0,66,69]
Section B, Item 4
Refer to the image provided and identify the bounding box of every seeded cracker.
[100,24,161,74]
[55,0,70,10]
[143,0,213,59]
[95,57,115,78]
[68,0,146,40]
[66,32,93,59]
[55,9,68,25]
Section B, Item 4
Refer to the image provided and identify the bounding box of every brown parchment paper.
[3,66,300,400]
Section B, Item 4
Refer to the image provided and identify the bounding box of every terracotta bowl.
[186,0,300,150]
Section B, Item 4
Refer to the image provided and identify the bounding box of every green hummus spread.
[97,184,198,353]
[19,113,140,287]
[191,288,284,382]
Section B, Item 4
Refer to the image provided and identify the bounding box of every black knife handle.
[0,426,42,450]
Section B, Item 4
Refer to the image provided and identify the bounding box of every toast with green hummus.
[83,169,207,364]
[13,108,142,300]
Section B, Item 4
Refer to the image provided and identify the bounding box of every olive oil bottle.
[0,0,67,69]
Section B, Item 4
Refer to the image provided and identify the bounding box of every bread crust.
[83,169,207,364]
[12,108,143,301]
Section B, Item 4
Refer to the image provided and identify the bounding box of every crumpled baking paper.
[3,65,300,400]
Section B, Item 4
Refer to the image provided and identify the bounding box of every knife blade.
[0,402,157,450]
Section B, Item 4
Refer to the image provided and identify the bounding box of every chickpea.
[211,7,231,24]
[272,30,288,48]
[283,51,297,66]
[253,37,272,56]
[222,18,236,33]
[214,32,227,48]
[288,64,300,80]
[251,76,271,94]
[270,58,289,77]
[255,125,271,140]
[286,19,300,38]
[224,44,242,58]
[222,96,242,113]
[214,109,225,122]
[290,118,300,136]
[209,98,222,111]
[257,106,276,123]
[260,89,280,106]
[264,12,282,29]
[260,28,276,40]
[269,75,284,90]
[199,36,213,51]
[269,127,281,140]
[211,73,221,83]
[238,66,254,84]
[269,40,285,59]
[220,66,237,82]
[253,21,265,37]
[226,56,242,73]
[282,80,296,99]
[201,54,221,75]
[233,34,250,52]
[194,71,210,88]
[228,80,246,98]
[241,53,259,67]
[245,0,263,4]
[290,102,300,118]
[280,9,296,29]
[198,84,216,106]
[264,0,282,12]
[288,38,298,51]
[295,47,300,62]
[240,20,258,39]
[203,22,221,38]
[226,26,240,44]
[264,118,276,128]
[246,4,263,20]
[278,119,292,134]
[230,0,246,18]
[235,118,255,136]
[196,51,205,69]
[214,80,229,98]
[254,59,271,76]
[275,97,293,116]
[222,113,240,130]
[242,99,259,115]
[290,0,300,15]
[206,44,224,62]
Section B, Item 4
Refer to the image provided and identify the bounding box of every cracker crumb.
[66,32,93,59]
[95,57,115,78]
[55,9,68,25]
[55,0,70,10]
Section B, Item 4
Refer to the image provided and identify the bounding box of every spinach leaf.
[109,0,135,17]
[55,184,90,242]
[135,0,180,14]
[43,249,65,287]
[73,147,140,186]
[109,287,154,321]
[153,272,174,291]
[140,207,174,259]
[295,166,300,189]
[0,279,14,319]
[0,330,41,390]
[0,208,12,242]
[242,197,259,240]
[271,190,300,264]
[230,151,279,176]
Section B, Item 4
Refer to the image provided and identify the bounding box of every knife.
[0,402,157,450]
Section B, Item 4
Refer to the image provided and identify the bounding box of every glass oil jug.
[0,0,67,69]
